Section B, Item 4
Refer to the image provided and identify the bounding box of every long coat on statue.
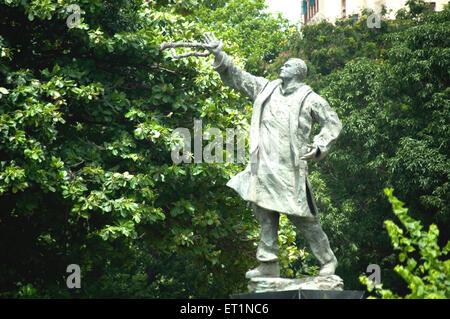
[213,53,342,218]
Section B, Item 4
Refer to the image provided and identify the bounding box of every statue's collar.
[279,81,305,96]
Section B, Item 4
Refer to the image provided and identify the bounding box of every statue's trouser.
[253,204,336,266]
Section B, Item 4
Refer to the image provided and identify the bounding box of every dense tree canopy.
[0,0,448,298]
[0,0,292,298]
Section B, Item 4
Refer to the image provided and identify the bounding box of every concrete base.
[247,275,344,293]
[230,289,365,299]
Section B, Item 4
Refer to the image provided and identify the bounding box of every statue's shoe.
[318,257,338,276]
[245,262,280,279]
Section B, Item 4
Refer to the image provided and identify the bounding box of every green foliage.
[189,0,290,75]
[266,9,393,90]
[0,0,292,298]
[403,0,436,18]
[277,214,308,278]
[360,189,449,299]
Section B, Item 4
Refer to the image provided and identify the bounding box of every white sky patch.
[264,0,302,25]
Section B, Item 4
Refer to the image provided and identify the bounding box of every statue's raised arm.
[203,32,269,102]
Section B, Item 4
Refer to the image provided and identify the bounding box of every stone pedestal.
[248,275,344,293]
[230,289,365,299]
[230,275,364,299]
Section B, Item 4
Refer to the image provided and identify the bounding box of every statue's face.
[279,60,300,80]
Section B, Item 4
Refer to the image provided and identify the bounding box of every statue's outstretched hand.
[203,32,223,56]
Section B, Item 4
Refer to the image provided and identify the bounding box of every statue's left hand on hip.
[300,144,320,161]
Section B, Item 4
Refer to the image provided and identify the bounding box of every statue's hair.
[287,58,307,80]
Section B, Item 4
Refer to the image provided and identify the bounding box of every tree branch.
[159,42,215,50]
[160,42,213,59]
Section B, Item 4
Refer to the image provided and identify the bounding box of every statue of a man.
[203,33,342,278]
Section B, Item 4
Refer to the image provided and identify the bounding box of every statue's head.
[279,58,307,81]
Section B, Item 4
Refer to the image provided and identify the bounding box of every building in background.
[301,0,448,25]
